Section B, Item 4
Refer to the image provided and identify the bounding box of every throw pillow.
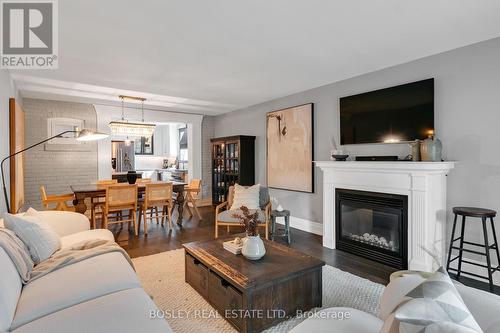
[380,267,482,333]
[3,209,61,264]
[230,184,260,210]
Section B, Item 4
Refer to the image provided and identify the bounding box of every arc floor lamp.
[1,129,108,213]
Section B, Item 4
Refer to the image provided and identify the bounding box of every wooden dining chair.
[39,186,75,211]
[102,184,138,236]
[183,179,202,219]
[138,182,174,235]
[90,179,118,229]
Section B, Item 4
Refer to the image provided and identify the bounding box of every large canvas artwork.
[266,103,314,193]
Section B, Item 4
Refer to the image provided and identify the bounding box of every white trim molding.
[315,161,456,272]
[274,216,323,236]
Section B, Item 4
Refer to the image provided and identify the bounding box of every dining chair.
[102,184,138,236]
[90,179,118,229]
[183,179,202,219]
[39,186,75,211]
[138,182,174,234]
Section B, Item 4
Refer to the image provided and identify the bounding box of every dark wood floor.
[109,205,500,293]
[110,205,396,285]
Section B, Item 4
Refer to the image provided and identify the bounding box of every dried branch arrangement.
[231,206,260,236]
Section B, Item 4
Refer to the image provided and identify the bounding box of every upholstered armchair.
[215,185,271,239]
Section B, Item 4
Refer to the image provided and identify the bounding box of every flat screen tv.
[340,78,434,145]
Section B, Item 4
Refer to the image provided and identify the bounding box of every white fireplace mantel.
[315,161,455,272]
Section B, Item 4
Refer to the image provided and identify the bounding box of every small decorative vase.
[420,136,442,162]
[127,171,138,184]
[429,137,442,162]
[242,235,266,260]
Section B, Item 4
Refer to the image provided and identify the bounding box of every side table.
[271,209,291,244]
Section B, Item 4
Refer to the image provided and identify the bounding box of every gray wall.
[0,70,19,215]
[214,37,500,248]
[23,99,98,209]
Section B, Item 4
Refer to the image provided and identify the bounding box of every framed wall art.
[266,103,314,193]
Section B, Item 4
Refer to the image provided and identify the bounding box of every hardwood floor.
[112,205,500,294]
[110,205,396,285]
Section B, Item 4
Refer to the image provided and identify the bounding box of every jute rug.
[132,249,385,333]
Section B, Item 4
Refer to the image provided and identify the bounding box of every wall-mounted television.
[340,78,434,145]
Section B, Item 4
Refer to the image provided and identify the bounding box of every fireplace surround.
[315,161,455,272]
[336,188,408,269]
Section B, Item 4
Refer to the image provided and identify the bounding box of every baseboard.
[275,215,323,236]
[449,257,500,285]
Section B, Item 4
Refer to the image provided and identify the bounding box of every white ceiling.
[12,0,500,115]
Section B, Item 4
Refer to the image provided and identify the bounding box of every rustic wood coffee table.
[183,237,325,332]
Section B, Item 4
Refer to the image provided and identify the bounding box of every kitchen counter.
[112,171,144,175]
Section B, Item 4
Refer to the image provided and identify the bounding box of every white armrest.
[37,211,90,237]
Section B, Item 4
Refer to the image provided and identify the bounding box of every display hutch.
[211,135,255,205]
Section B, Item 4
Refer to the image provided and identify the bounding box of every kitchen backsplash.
[135,156,170,170]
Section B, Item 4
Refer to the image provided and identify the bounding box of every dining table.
[70,181,188,226]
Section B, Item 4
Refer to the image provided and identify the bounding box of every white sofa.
[291,273,500,333]
[0,211,172,333]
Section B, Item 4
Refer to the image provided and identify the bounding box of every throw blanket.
[0,228,34,282]
[0,228,134,284]
[30,239,135,283]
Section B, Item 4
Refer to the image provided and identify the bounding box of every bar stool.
[446,206,500,292]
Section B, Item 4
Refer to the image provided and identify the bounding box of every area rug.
[132,249,385,333]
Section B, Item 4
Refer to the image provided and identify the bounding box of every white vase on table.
[241,235,266,260]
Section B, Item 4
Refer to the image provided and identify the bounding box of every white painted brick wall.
[201,116,214,200]
[23,98,98,209]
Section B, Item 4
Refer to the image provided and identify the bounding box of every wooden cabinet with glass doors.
[210,136,255,206]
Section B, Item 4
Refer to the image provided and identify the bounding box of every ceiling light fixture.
[109,95,156,137]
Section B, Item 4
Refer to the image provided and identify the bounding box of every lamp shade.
[75,129,109,141]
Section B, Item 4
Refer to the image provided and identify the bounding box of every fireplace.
[336,189,408,269]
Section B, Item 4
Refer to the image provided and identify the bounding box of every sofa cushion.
[218,209,266,223]
[379,273,426,320]
[0,248,22,332]
[11,252,140,330]
[12,288,172,333]
[60,229,114,249]
[456,283,500,333]
[36,211,90,237]
[3,212,61,264]
[381,267,481,333]
[290,307,383,333]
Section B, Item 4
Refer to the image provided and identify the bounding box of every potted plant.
[232,206,266,260]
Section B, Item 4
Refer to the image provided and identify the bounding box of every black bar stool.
[446,207,500,292]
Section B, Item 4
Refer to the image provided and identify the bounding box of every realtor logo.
[1,0,58,68]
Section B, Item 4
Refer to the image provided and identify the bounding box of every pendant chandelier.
[109,95,156,137]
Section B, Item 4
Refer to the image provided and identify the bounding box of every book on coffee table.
[223,239,243,254]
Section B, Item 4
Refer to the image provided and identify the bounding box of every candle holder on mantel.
[330,135,348,161]
[331,149,349,161]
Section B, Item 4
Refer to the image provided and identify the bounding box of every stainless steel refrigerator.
[112,141,135,172]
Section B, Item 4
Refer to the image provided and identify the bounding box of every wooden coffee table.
[183,236,325,332]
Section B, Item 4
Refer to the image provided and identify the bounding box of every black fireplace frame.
[335,188,408,269]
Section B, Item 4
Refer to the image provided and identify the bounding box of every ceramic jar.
[420,136,442,162]
[241,235,266,260]
[127,171,138,184]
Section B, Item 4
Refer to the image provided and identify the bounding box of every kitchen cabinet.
[135,136,154,155]
[153,125,171,156]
